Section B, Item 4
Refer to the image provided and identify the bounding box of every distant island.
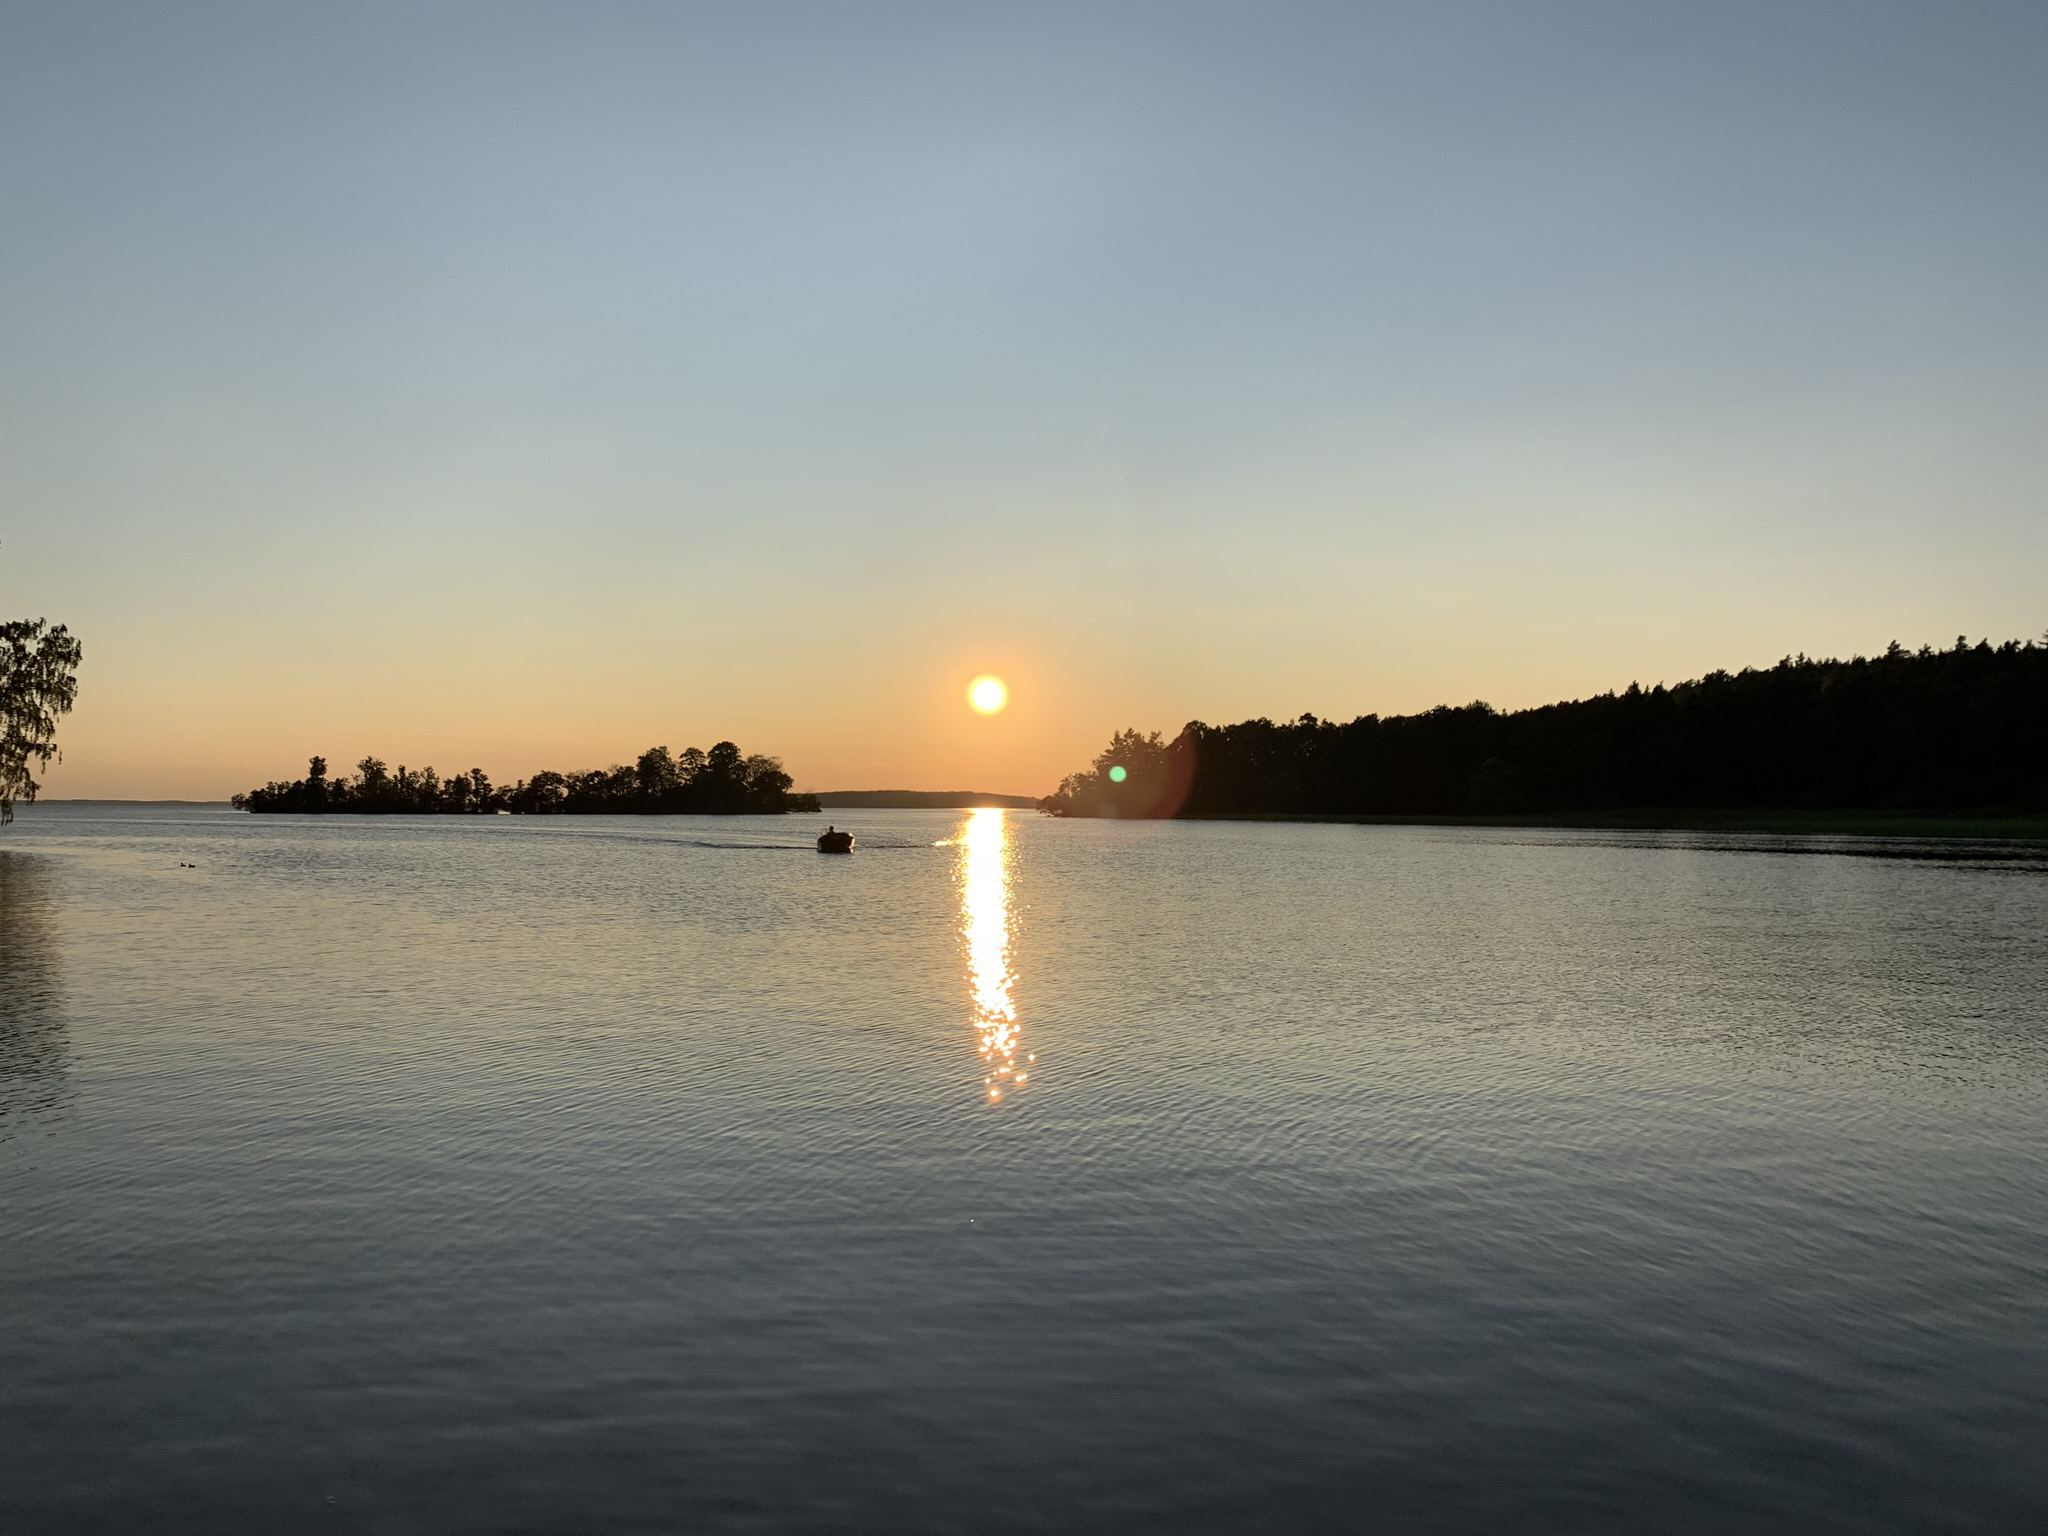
[233,743,819,815]
[810,790,1040,810]
[1042,634,2048,831]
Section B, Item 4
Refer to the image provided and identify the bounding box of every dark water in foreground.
[3,805,2045,1534]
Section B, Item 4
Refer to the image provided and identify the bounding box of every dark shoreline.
[32,799,231,806]
[812,790,1039,810]
[23,801,2048,841]
[1176,808,2048,841]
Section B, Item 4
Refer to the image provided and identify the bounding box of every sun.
[967,674,1009,715]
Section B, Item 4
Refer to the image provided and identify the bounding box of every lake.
[3,804,2045,1534]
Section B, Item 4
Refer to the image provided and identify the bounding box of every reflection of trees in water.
[0,853,70,1136]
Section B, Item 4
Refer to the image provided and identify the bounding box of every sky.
[4,0,2045,799]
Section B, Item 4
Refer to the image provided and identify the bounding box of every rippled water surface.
[4,805,2046,1534]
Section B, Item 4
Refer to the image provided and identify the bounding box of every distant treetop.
[232,742,820,815]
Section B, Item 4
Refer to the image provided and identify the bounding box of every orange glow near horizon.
[30,604,2034,806]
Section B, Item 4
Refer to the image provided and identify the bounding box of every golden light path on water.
[960,807,1030,1103]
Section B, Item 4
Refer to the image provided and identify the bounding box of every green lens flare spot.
[1108,765,1127,783]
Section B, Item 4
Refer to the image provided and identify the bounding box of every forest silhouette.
[233,742,819,815]
[1042,635,2048,821]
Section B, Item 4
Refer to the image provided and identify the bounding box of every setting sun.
[967,675,1009,715]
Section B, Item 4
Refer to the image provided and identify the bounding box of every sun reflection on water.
[960,807,1028,1103]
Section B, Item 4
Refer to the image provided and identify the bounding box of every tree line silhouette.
[233,742,820,815]
[1042,634,2048,820]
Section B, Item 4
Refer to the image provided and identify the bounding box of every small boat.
[817,826,855,854]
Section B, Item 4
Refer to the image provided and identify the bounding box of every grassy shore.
[1182,808,2048,840]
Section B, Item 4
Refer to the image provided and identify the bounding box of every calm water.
[3,805,2046,1534]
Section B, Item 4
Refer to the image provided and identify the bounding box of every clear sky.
[5,1,2044,799]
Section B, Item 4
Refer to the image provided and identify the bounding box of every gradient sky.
[5,1,2044,799]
